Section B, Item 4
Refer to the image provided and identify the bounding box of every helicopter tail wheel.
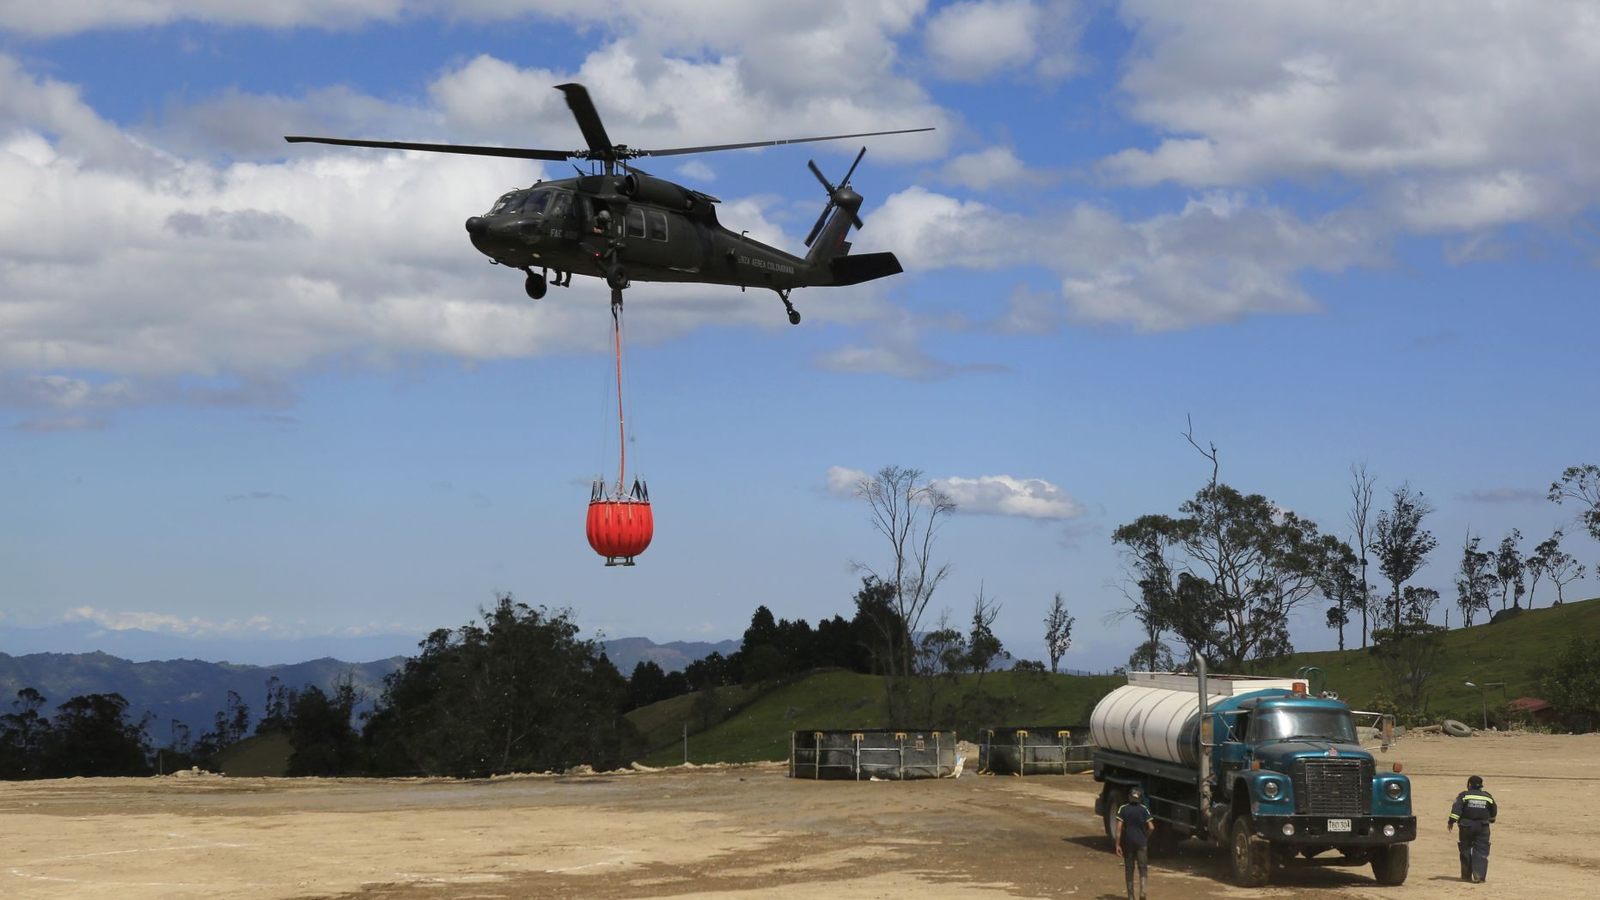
[777,290,802,325]
[524,272,548,300]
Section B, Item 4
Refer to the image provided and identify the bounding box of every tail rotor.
[804,147,868,247]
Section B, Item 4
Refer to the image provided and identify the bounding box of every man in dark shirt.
[1448,775,1498,883]
[1114,785,1156,900]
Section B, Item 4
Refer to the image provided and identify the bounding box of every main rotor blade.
[284,136,571,161]
[640,126,934,158]
[555,83,616,160]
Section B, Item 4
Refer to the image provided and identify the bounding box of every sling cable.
[586,295,653,565]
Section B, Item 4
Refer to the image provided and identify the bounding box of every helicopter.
[285,83,931,324]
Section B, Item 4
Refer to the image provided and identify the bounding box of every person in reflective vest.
[1448,775,1497,883]
[1114,785,1156,900]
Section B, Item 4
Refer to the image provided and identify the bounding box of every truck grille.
[1291,758,1372,816]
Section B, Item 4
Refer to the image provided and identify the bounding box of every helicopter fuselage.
[464,172,864,296]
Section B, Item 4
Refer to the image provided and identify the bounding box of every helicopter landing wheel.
[605,265,629,291]
[524,271,548,300]
[788,309,801,325]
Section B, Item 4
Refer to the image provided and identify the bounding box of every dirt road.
[2,732,1595,898]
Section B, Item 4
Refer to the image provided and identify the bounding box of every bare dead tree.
[854,465,955,681]
[1348,462,1376,648]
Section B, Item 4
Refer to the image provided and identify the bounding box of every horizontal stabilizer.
[830,252,903,286]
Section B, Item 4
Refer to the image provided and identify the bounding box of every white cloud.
[931,474,1084,519]
[65,605,281,637]
[815,306,1006,379]
[937,146,1041,190]
[1106,1,1600,230]
[923,0,1082,81]
[864,186,1382,331]
[826,465,869,497]
[825,466,1082,520]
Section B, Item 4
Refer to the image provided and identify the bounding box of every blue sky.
[2,1,1596,669]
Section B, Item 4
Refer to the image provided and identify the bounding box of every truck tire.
[1229,816,1270,887]
[1103,787,1125,843]
[1443,719,1474,738]
[1371,842,1409,885]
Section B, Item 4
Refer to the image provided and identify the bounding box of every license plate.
[1328,819,1352,833]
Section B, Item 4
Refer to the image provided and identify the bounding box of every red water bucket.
[586,495,653,566]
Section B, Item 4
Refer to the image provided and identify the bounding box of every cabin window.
[648,210,668,241]
[626,207,646,238]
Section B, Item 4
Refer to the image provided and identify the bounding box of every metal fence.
[789,730,957,780]
[979,726,1094,775]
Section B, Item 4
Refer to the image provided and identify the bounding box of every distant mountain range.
[0,651,404,743]
[599,637,740,674]
[0,633,737,744]
[0,621,738,673]
[0,621,425,667]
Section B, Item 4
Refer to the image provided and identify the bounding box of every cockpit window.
[1249,707,1358,744]
[521,190,549,215]
[487,192,520,215]
[547,191,570,220]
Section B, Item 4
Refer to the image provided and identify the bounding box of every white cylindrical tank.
[1089,684,1228,767]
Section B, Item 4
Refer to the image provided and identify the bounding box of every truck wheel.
[1102,788,1125,843]
[1229,816,1270,887]
[1371,843,1409,885]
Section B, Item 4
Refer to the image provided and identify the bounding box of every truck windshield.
[1252,707,1358,743]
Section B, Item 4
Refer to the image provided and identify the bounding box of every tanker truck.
[1090,666,1414,887]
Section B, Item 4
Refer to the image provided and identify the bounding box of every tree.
[915,609,968,677]
[1541,532,1586,605]
[849,576,907,676]
[1538,635,1600,732]
[257,676,293,735]
[966,586,1006,674]
[0,688,52,779]
[1110,514,1179,670]
[1526,531,1559,608]
[1127,639,1175,672]
[1043,592,1075,673]
[1114,483,1345,672]
[363,594,638,777]
[1348,462,1377,648]
[1370,623,1446,720]
[1490,529,1526,610]
[1454,533,1495,627]
[1315,538,1362,651]
[1371,484,1437,630]
[852,466,956,681]
[1549,464,1600,543]
[42,693,153,777]
[287,679,362,776]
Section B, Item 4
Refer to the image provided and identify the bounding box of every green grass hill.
[1265,594,1599,723]
[631,596,1599,765]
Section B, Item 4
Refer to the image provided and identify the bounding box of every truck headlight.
[1384,781,1404,801]
[1383,824,1396,837]
[1262,780,1280,800]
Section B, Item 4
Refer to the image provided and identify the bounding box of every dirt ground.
[2,731,1596,899]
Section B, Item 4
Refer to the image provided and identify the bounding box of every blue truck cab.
[1092,670,1415,887]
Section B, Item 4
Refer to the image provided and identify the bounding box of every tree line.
[1110,434,1600,725]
